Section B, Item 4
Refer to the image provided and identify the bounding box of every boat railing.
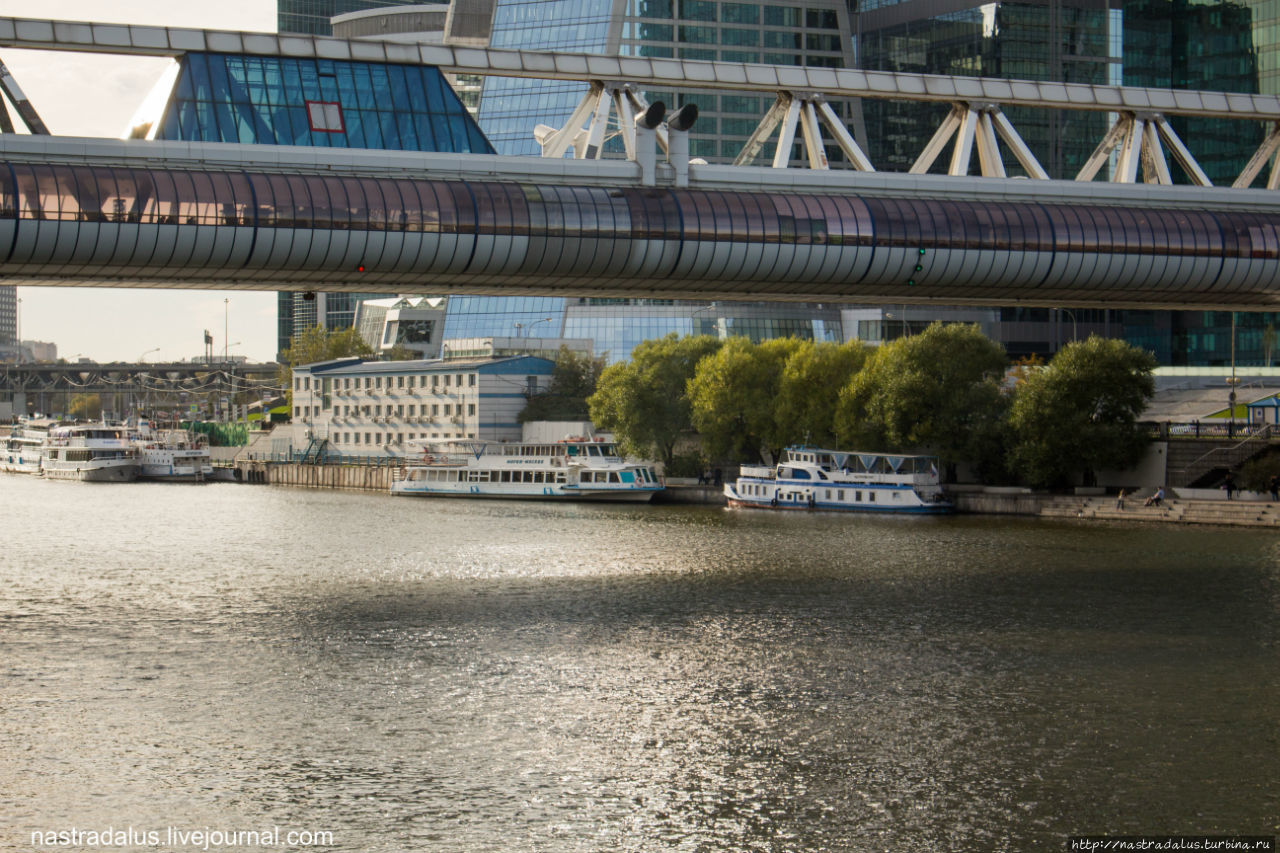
[740,465,775,479]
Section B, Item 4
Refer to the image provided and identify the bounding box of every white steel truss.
[533,81,668,160]
[1233,120,1280,189]
[1076,111,1212,186]
[732,92,873,170]
[8,15,1280,188]
[909,102,1049,179]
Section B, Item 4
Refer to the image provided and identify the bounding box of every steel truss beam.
[533,81,669,160]
[1077,111,1212,186]
[733,92,872,170]
[910,103,1049,179]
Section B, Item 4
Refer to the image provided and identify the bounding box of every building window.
[305,100,345,133]
[468,403,476,416]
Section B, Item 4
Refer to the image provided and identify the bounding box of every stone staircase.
[1038,494,1280,527]
[1165,435,1275,487]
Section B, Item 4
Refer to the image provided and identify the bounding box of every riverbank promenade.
[963,491,1280,528]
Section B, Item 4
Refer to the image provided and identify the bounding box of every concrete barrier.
[250,462,394,492]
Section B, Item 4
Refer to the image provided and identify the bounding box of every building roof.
[296,355,553,375]
[1142,385,1280,421]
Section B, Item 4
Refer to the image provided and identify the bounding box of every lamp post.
[521,317,555,338]
[691,302,718,337]
[224,343,241,423]
[138,347,160,363]
[1058,308,1078,349]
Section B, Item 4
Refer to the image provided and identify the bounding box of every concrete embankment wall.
[951,491,1046,516]
[245,462,394,491]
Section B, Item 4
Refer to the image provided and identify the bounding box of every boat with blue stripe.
[391,437,663,502]
[725,446,953,514]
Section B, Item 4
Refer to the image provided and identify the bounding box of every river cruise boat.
[391,437,663,502]
[2,425,46,474]
[131,425,213,482]
[41,424,139,482]
[725,446,953,514]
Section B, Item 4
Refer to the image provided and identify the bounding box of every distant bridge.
[1,360,280,417]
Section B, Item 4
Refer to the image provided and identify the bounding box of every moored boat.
[725,446,952,514]
[41,424,139,482]
[2,424,46,474]
[131,424,213,482]
[391,437,662,502]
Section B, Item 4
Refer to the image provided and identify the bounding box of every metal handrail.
[1184,423,1275,469]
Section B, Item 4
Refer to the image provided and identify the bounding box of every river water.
[1,475,1277,852]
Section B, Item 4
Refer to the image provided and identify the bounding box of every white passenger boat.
[725,446,953,514]
[131,425,213,482]
[2,425,46,474]
[41,424,139,482]
[391,438,663,502]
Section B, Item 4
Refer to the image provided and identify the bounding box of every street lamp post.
[1058,308,1078,349]
[138,347,160,363]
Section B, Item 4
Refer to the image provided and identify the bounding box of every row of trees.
[587,324,1157,489]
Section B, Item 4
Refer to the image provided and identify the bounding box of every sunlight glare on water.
[2,475,1277,851]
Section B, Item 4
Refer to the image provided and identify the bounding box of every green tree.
[773,340,871,448]
[67,393,103,420]
[519,346,606,423]
[276,325,374,407]
[587,334,721,468]
[1008,336,1157,489]
[835,323,1007,470]
[688,336,808,463]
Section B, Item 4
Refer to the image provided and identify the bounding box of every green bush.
[665,451,707,478]
[1237,450,1280,492]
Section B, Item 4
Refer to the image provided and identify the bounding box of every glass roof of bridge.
[151,52,494,155]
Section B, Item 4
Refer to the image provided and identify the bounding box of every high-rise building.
[308,0,853,362]
[851,0,1278,365]
[0,286,15,349]
[479,0,856,162]
[278,0,429,36]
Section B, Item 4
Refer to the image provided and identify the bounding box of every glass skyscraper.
[851,0,1280,365]
[480,0,855,163]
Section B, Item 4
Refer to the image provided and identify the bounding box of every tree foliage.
[587,334,721,467]
[1007,336,1156,488]
[276,325,374,406]
[688,336,808,463]
[774,340,871,449]
[68,393,103,420]
[519,346,606,423]
[835,323,1007,465]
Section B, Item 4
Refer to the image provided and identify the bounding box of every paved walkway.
[1037,495,1280,527]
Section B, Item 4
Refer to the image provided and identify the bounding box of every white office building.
[291,354,555,455]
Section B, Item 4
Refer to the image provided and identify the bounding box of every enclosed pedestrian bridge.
[4,16,1280,309]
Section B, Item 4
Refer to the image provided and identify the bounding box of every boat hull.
[391,483,660,502]
[42,461,138,482]
[725,483,952,514]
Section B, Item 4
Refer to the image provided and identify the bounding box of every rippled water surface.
[2,475,1278,851]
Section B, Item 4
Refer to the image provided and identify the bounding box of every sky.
[0,1,280,363]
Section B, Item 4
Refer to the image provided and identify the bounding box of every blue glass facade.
[478,0,615,156]
[442,296,568,339]
[156,53,494,154]
[152,50,495,359]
